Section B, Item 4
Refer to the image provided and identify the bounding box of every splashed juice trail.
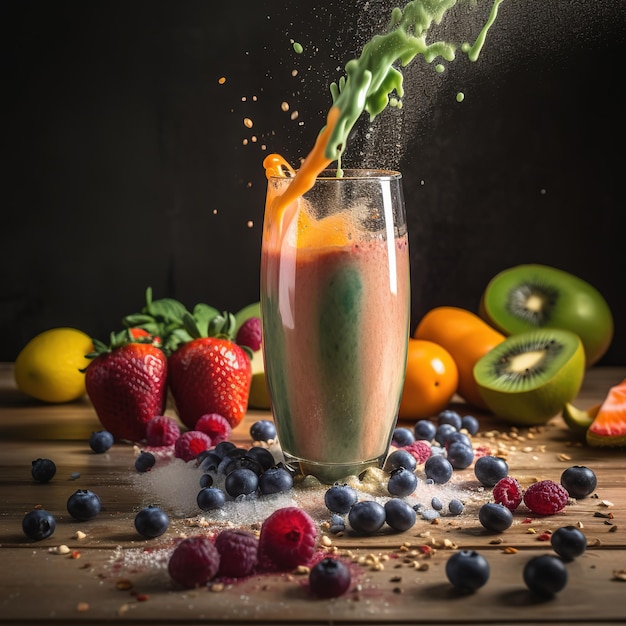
[260,0,504,482]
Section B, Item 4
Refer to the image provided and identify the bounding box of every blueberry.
[199,473,213,488]
[413,419,436,441]
[478,502,513,532]
[309,557,351,598]
[198,452,222,472]
[523,554,568,596]
[391,427,415,447]
[387,466,418,497]
[22,509,56,541]
[438,409,463,431]
[197,486,226,510]
[329,513,346,534]
[424,455,453,484]
[348,500,386,535]
[550,525,587,561]
[384,498,417,531]
[31,458,56,483]
[67,489,101,521]
[384,449,417,472]
[135,451,156,473]
[445,550,490,592]
[446,441,475,470]
[324,484,358,515]
[258,466,294,495]
[217,448,248,474]
[560,465,597,499]
[134,506,169,538]
[445,431,472,448]
[431,496,443,511]
[88,430,114,453]
[221,454,264,477]
[461,414,480,435]
[448,498,465,515]
[421,508,440,521]
[474,455,509,487]
[224,467,259,497]
[212,441,237,458]
[250,419,277,442]
[434,422,458,446]
[245,446,275,471]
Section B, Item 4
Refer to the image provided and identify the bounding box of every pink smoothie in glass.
[261,179,410,482]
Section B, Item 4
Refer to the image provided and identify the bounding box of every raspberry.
[258,506,318,570]
[236,317,262,351]
[493,476,523,511]
[195,413,232,445]
[523,480,569,515]
[214,529,259,578]
[146,416,181,446]
[402,440,431,464]
[168,536,220,588]
[174,430,212,462]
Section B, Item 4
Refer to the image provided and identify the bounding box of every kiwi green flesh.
[480,264,614,366]
[474,328,585,426]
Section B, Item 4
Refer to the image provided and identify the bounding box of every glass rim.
[269,168,402,182]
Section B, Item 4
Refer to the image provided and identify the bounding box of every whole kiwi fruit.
[473,328,585,426]
[479,264,613,367]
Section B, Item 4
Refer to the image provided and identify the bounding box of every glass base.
[281,451,387,485]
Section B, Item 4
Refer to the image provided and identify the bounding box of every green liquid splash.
[326,0,505,164]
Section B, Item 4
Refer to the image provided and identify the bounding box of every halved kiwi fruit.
[473,328,585,426]
[479,264,613,367]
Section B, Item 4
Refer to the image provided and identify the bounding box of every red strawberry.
[84,331,167,442]
[129,327,162,348]
[168,313,251,430]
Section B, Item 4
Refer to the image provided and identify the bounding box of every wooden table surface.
[1,362,626,625]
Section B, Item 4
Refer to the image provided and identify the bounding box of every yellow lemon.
[14,327,94,403]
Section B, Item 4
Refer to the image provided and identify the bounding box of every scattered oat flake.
[613,570,626,581]
[74,531,87,540]
[600,500,615,508]
[243,117,253,128]
[503,547,518,554]
[116,579,134,591]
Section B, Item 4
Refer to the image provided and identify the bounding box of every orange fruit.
[414,306,505,409]
[398,338,459,419]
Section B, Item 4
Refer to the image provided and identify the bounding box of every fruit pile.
[14,288,268,444]
[400,263,620,446]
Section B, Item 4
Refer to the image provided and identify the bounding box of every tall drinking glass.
[260,169,410,484]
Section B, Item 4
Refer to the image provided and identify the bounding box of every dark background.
[1,0,624,364]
